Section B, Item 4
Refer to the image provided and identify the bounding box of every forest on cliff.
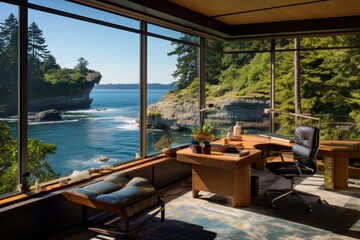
[166,34,360,139]
[0,14,101,115]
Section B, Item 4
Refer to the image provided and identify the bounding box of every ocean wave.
[116,118,138,130]
[65,108,118,114]
[28,119,79,125]
[61,114,89,118]
[0,118,18,123]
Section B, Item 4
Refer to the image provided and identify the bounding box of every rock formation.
[147,95,270,132]
[31,109,63,121]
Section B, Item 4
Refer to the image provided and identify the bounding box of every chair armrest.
[293,157,316,173]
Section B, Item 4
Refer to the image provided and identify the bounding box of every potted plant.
[192,122,214,143]
[153,133,179,157]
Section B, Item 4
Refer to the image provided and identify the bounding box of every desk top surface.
[177,135,360,162]
[176,141,261,169]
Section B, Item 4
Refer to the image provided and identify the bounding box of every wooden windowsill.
[0,153,177,211]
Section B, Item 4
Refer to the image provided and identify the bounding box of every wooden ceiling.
[72,0,360,40]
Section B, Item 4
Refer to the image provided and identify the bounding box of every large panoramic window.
[25,8,140,184]
[29,0,140,30]
[147,35,196,155]
[300,35,360,140]
[0,3,19,196]
[205,40,271,138]
[274,36,360,140]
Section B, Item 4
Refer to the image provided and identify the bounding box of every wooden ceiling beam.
[229,16,360,39]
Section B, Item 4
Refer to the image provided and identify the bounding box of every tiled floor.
[50,169,360,240]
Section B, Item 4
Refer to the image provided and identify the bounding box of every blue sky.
[0,0,178,84]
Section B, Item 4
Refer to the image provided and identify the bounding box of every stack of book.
[222,147,250,157]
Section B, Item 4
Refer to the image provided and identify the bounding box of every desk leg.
[334,157,349,189]
[192,167,200,198]
[324,157,349,190]
[324,157,334,190]
[254,150,267,170]
[230,165,251,207]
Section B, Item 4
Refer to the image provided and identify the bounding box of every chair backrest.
[292,125,320,172]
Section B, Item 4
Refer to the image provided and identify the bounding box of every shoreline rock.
[147,97,270,131]
[30,109,63,121]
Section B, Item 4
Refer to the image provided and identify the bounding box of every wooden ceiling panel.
[73,0,360,39]
[170,0,315,17]
[172,0,360,25]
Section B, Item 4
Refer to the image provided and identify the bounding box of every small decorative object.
[233,121,242,137]
[190,137,199,147]
[202,140,211,154]
[34,179,40,192]
[69,170,91,182]
[192,122,214,142]
[222,138,229,145]
[153,133,179,157]
[59,179,68,186]
[192,144,202,153]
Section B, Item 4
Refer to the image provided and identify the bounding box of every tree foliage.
[0,122,59,195]
[0,14,99,113]
[171,34,360,139]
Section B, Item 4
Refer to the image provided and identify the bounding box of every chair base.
[265,188,323,213]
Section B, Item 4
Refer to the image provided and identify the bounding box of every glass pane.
[205,46,271,138]
[300,35,360,140]
[147,36,198,155]
[27,8,140,183]
[223,40,271,52]
[148,23,199,44]
[30,0,139,30]
[275,38,294,50]
[0,3,19,197]
[274,36,360,141]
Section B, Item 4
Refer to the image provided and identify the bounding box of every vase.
[202,140,211,154]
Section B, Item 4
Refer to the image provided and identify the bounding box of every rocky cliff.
[147,94,270,132]
[28,72,101,112]
[1,72,101,116]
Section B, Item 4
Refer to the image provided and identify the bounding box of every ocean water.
[8,89,190,176]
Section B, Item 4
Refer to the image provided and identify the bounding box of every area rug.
[51,169,360,240]
[141,170,360,240]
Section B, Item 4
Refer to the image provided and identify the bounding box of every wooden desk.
[234,135,360,190]
[177,145,261,207]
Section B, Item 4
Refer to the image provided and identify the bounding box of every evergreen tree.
[28,22,50,99]
[0,13,18,111]
[75,57,89,75]
[40,54,60,73]
[168,35,198,90]
[28,22,49,61]
[205,39,223,85]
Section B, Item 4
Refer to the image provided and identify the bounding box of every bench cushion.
[65,173,159,217]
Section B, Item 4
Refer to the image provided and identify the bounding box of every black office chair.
[265,125,323,212]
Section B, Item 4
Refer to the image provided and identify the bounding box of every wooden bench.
[63,172,165,238]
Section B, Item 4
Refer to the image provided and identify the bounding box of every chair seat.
[266,161,314,175]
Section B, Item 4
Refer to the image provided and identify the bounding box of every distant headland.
[94,83,176,90]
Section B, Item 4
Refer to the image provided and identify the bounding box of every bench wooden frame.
[63,176,165,238]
